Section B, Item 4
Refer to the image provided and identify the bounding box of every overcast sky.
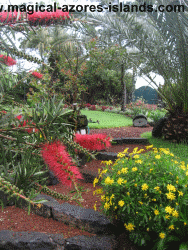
[2,0,164,89]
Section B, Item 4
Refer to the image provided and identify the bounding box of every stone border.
[0,192,121,249]
[112,137,149,144]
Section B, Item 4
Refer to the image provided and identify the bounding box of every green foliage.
[94,146,188,249]
[83,40,134,104]
[146,110,167,124]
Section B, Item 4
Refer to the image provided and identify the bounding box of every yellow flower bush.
[93,145,188,249]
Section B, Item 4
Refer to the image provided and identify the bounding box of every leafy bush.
[90,105,96,110]
[146,109,168,124]
[93,146,188,249]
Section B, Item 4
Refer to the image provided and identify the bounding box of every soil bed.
[0,125,154,249]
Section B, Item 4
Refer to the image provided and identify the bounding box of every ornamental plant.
[90,105,96,110]
[31,71,43,79]
[0,54,17,66]
[0,96,97,212]
[41,140,84,189]
[146,109,168,124]
[93,145,188,249]
[74,133,112,151]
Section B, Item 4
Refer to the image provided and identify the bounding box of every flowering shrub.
[101,106,114,111]
[74,134,112,151]
[85,103,91,108]
[102,106,108,111]
[93,146,188,249]
[41,140,83,188]
[90,105,96,110]
[0,54,17,66]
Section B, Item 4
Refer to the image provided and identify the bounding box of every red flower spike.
[0,55,16,66]
[0,10,69,25]
[41,141,83,187]
[31,71,43,79]
[74,134,112,151]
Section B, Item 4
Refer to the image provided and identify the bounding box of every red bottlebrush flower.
[0,55,17,66]
[74,134,112,151]
[41,140,83,187]
[16,115,22,120]
[28,10,70,24]
[31,71,43,79]
[0,11,22,24]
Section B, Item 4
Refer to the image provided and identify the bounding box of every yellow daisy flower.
[165,206,174,214]
[135,160,143,164]
[117,178,124,185]
[154,210,159,215]
[104,202,110,210]
[178,191,183,196]
[159,232,165,239]
[154,186,160,191]
[145,145,153,149]
[142,183,149,191]
[133,155,140,159]
[124,223,135,232]
[118,200,125,207]
[93,178,99,187]
[172,210,179,218]
[165,192,176,201]
[104,176,114,185]
[167,184,176,192]
[155,155,161,159]
[169,225,174,230]
[121,168,128,174]
[132,167,138,172]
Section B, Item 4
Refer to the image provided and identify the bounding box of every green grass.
[80,110,133,129]
[140,131,188,165]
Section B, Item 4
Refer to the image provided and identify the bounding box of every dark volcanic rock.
[64,235,118,250]
[0,230,65,250]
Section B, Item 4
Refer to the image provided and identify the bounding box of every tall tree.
[70,1,147,110]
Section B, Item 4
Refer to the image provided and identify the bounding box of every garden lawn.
[140,131,188,166]
[80,110,133,129]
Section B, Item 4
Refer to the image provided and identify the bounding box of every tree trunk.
[121,64,126,111]
[131,67,136,103]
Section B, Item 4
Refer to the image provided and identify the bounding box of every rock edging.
[0,192,119,250]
